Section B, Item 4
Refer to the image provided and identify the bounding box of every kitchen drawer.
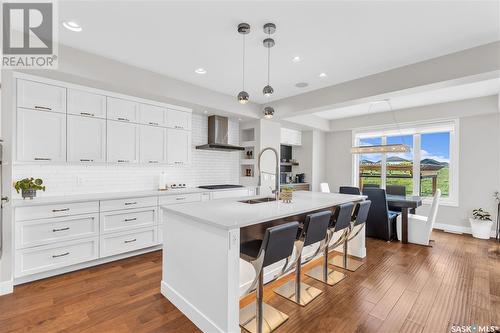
[16,213,99,249]
[100,227,157,257]
[100,196,157,212]
[16,201,99,221]
[100,207,157,234]
[15,237,99,277]
[159,193,201,205]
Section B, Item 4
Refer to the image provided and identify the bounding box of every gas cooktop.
[198,185,244,190]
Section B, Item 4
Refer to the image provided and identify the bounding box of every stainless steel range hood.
[196,115,245,151]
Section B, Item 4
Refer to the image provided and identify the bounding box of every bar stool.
[305,203,354,285]
[274,211,331,306]
[330,200,371,271]
[239,221,300,333]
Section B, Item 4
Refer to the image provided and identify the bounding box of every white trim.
[433,222,497,238]
[0,279,14,295]
[161,281,226,333]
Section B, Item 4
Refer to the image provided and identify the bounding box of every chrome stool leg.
[306,230,346,286]
[330,235,364,271]
[274,242,323,306]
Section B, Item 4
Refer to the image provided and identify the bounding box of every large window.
[354,121,458,205]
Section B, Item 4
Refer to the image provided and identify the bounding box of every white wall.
[325,96,500,232]
[11,114,240,198]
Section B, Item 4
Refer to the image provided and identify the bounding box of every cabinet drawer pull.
[124,202,137,206]
[148,160,158,164]
[52,208,70,212]
[124,218,137,222]
[174,125,184,129]
[34,157,51,161]
[117,117,130,122]
[34,105,52,111]
[52,252,69,258]
[52,227,70,232]
[80,159,94,162]
[149,122,159,126]
[80,112,95,117]
[117,160,130,163]
[124,238,137,244]
[176,197,186,200]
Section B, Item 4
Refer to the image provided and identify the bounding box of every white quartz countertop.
[10,187,255,207]
[161,191,366,230]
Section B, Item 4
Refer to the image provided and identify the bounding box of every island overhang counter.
[160,191,366,333]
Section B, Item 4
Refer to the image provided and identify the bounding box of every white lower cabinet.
[107,120,139,163]
[100,207,157,234]
[100,227,157,257]
[67,115,106,163]
[17,108,66,162]
[15,237,99,277]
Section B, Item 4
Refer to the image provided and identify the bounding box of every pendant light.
[262,23,276,97]
[351,99,410,154]
[263,106,275,119]
[237,23,250,104]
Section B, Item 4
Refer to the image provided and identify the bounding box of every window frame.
[352,119,459,206]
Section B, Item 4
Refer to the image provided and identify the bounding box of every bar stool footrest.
[240,302,289,333]
[306,265,346,286]
[329,254,364,272]
[273,281,322,306]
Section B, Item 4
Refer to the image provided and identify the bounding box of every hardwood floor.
[0,231,498,333]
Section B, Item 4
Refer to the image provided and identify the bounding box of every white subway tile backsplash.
[12,114,240,198]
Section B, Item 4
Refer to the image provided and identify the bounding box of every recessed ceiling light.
[292,56,301,63]
[295,82,308,88]
[62,21,82,32]
[195,68,207,74]
[238,118,242,121]
[203,110,208,114]
[319,73,327,78]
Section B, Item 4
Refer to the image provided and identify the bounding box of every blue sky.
[360,132,450,163]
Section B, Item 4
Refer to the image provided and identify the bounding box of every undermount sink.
[239,197,277,204]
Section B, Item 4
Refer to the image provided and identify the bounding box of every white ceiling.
[313,78,500,120]
[58,1,499,104]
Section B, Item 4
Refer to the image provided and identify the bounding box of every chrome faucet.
[258,147,280,200]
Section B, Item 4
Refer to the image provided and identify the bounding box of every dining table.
[385,194,423,244]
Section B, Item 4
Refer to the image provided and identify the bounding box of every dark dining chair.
[339,186,361,195]
[363,188,398,241]
[386,185,415,214]
[362,184,380,191]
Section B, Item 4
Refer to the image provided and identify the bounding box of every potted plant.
[13,178,46,200]
[469,208,493,239]
[281,185,293,203]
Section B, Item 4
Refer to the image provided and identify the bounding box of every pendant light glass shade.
[351,144,410,154]
[263,106,275,119]
[238,91,249,104]
[263,85,274,97]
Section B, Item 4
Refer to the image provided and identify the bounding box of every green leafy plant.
[13,178,46,193]
[281,185,294,193]
[472,208,492,221]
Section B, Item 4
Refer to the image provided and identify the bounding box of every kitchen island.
[160,191,365,333]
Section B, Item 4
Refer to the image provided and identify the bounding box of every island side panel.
[161,209,240,333]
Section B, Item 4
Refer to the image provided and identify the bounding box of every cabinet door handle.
[149,122,159,126]
[148,160,158,164]
[117,117,130,122]
[53,227,70,232]
[52,252,69,258]
[124,218,137,222]
[34,105,52,111]
[124,202,137,206]
[174,125,184,129]
[124,238,137,244]
[80,159,94,162]
[176,197,186,200]
[52,208,70,212]
[117,160,130,163]
[34,157,52,161]
[80,112,95,117]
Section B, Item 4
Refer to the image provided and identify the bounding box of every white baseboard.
[0,279,14,295]
[433,223,497,238]
[161,281,225,333]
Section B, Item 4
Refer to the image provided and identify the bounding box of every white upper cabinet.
[166,109,191,130]
[166,128,191,165]
[67,115,106,163]
[106,97,139,123]
[280,128,302,146]
[67,89,106,118]
[17,80,66,114]
[107,121,139,164]
[140,125,167,164]
[17,108,66,162]
[139,104,167,127]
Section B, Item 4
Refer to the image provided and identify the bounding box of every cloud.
[421,149,450,163]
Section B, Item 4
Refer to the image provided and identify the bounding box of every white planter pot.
[469,218,493,239]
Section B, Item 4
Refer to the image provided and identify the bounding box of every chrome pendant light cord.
[242,33,245,91]
[267,33,270,86]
